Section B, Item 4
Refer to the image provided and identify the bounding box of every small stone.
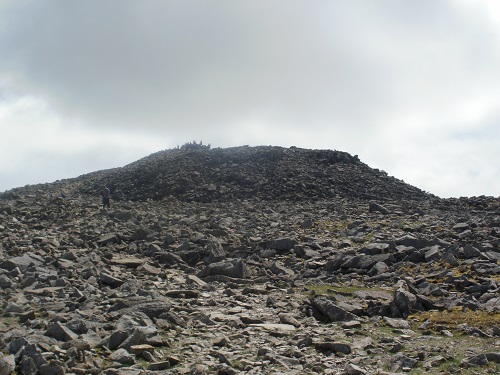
[109,348,136,364]
[0,274,12,288]
[130,344,155,355]
[383,317,411,329]
[342,320,362,329]
[345,363,367,375]
[148,360,171,370]
[315,341,352,354]
[0,354,15,375]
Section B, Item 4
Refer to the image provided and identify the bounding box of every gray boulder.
[310,297,359,322]
[0,354,15,375]
[45,321,79,342]
[205,237,226,264]
[391,288,417,318]
[270,237,297,252]
[198,259,249,279]
[369,201,389,215]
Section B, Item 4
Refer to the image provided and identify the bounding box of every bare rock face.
[0,145,499,374]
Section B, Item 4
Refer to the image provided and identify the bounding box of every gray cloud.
[1,0,499,197]
[2,1,487,128]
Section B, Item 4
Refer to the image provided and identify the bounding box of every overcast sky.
[1,0,499,198]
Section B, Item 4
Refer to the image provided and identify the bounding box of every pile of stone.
[0,146,499,374]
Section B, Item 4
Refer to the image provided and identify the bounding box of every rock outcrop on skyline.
[0,145,498,374]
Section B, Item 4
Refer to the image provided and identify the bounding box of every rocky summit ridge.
[2,145,432,203]
[0,145,499,375]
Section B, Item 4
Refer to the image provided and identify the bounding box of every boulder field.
[0,145,499,374]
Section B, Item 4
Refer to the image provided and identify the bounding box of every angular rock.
[19,356,37,375]
[424,245,441,262]
[0,274,12,288]
[270,237,297,252]
[384,317,411,329]
[198,259,248,279]
[392,288,417,318]
[0,253,43,271]
[369,201,389,215]
[0,354,15,375]
[148,361,171,371]
[310,297,359,322]
[345,363,367,375]
[315,341,352,354]
[97,233,120,245]
[0,146,498,375]
[38,360,66,375]
[205,237,226,264]
[390,353,418,371]
[45,321,79,342]
[118,329,148,351]
[100,273,125,288]
[109,348,136,364]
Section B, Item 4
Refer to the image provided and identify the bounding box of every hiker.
[101,186,111,209]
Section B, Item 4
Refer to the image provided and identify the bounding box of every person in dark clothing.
[101,186,111,209]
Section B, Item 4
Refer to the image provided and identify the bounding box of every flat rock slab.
[384,317,411,329]
[137,263,161,275]
[311,297,359,322]
[25,287,65,295]
[0,253,44,271]
[354,290,393,301]
[209,312,242,324]
[130,344,155,354]
[110,257,146,267]
[315,341,352,354]
[249,324,296,332]
[165,290,199,298]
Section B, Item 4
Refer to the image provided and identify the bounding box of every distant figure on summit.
[101,186,111,209]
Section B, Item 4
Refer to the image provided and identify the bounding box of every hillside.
[1,145,433,203]
[0,145,499,374]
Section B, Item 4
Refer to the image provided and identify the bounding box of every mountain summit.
[2,145,434,202]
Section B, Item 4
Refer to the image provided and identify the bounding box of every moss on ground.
[409,306,500,331]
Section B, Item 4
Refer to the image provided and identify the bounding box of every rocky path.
[1,191,499,374]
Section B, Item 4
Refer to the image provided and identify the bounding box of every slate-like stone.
[148,361,171,371]
[424,245,441,262]
[45,321,79,342]
[118,329,148,350]
[97,233,120,245]
[271,237,297,251]
[390,353,418,371]
[109,348,136,364]
[392,288,417,318]
[38,360,66,375]
[0,275,12,288]
[100,273,125,288]
[0,354,15,375]
[19,356,37,375]
[315,341,352,354]
[369,201,389,215]
[199,259,248,279]
[310,297,359,322]
[0,253,43,271]
[205,237,226,264]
